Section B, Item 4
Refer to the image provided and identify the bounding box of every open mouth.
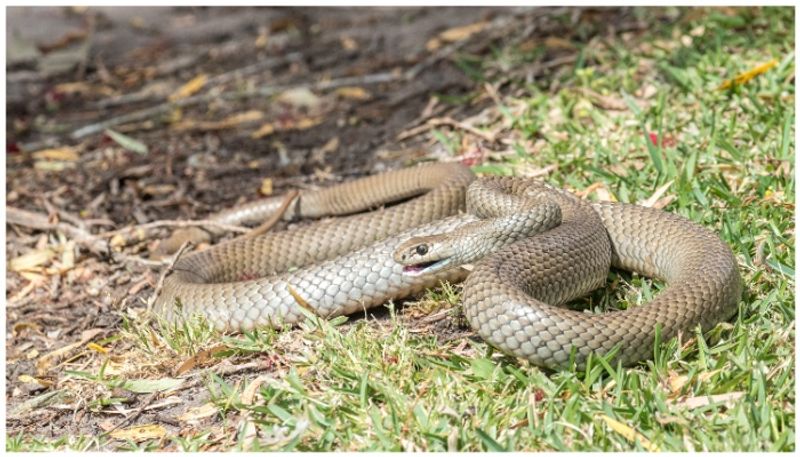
[402,259,448,276]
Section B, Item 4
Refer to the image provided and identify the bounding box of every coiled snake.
[154,162,741,369]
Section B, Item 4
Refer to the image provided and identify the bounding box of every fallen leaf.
[293,117,321,130]
[311,136,339,163]
[13,321,43,335]
[106,129,149,155]
[438,21,489,43]
[340,36,358,51]
[179,402,219,423]
[666,370,689,397]
[8,248,56,272]
[38,28,88,53]
[718,59,778,90]
[58,240,76,273]
[174,345,227,376]
[251,123,275,139]
[36,328,105,374]
[33,161,75,172]
[287,285,316,314]
[578,88,630,111]
[53,81,114,97]
[425,38,443,51]
[640,180,674,208]
[18,374,54,388]
[599,415,659,451]
[169,74,208,101]
[121,377,184,394]
[544,37,575,50]
[31,147,79,161]
[242,376,271,405]
[10,390,69,417]
[335,86,371,100]
[260,178,273,196]
[87,342,108,354]
[671,391,745,410]
[176,110,264,131]
[276,87,321,110]
[109,424,167,442]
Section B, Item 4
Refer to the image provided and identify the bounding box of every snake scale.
[154,162,741,369]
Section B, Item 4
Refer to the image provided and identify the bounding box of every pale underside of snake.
[154,162,741,369]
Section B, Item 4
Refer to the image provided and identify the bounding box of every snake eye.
[415,244,428,256]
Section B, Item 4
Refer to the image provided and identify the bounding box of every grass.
[8,6,794,451]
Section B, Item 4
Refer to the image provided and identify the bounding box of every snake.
[154,162,741,369]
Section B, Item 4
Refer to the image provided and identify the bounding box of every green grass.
[9,6,794,451]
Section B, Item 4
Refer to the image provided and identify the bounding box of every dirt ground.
[6,6,645,445]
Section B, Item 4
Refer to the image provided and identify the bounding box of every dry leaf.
[672,391,745,410]
[13,321,43,335]
[58,240,76,272]
[179,402,219,423]
[599,415,660,451]
[33,161,75,172]
[109,424,167,442]
[174,345,227,376]
[36,328,104,374]
[666,370,689,397]
[426,38,442,51]
[9,248,56,272]
[251,123,275,139]
[31,147,79,162]
[311,137,340,163]
[18,374,54,388]
[242,376,271,405]
[276,87,321,110]
[340,36,358,50]
[18,271,48,283]
[106,129,149,155]
[544,37,575,50]
[640,180,674,208]
[260,178,273,196]
[175,110,264,132]
[335,86,371,100]
[169,74,208,101]
[294,117,321,130]
[86,342,108,354]
[578,88,630,111]
[438,21,489,43]
[718,59,778,90]
[287,285,316,314]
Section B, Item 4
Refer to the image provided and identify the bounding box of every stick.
[146,240,193,312]
[241,190,298,239]
[6,206,109,257]
[96,219,249,239]
[69,71,399,140]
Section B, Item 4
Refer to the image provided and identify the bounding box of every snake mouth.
[402,258,451,276]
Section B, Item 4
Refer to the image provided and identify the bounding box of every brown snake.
[154,162,741,369]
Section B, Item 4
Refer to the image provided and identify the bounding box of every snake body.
[155,163,741,369]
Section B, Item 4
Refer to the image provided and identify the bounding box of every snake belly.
[154,163,741,369]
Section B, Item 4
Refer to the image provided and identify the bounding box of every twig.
[70,71,399,140]
[397,116,496,143]
[97,219,249,239]
[5,206,205,268]
[94,53,303,109]
[146,240,193,313]
[242,190,299,239]
[101,391,160,436]
[6,206,109,257]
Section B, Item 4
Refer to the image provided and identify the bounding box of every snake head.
[393,235,456,276]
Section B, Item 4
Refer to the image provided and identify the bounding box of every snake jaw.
[402,257,453,276]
